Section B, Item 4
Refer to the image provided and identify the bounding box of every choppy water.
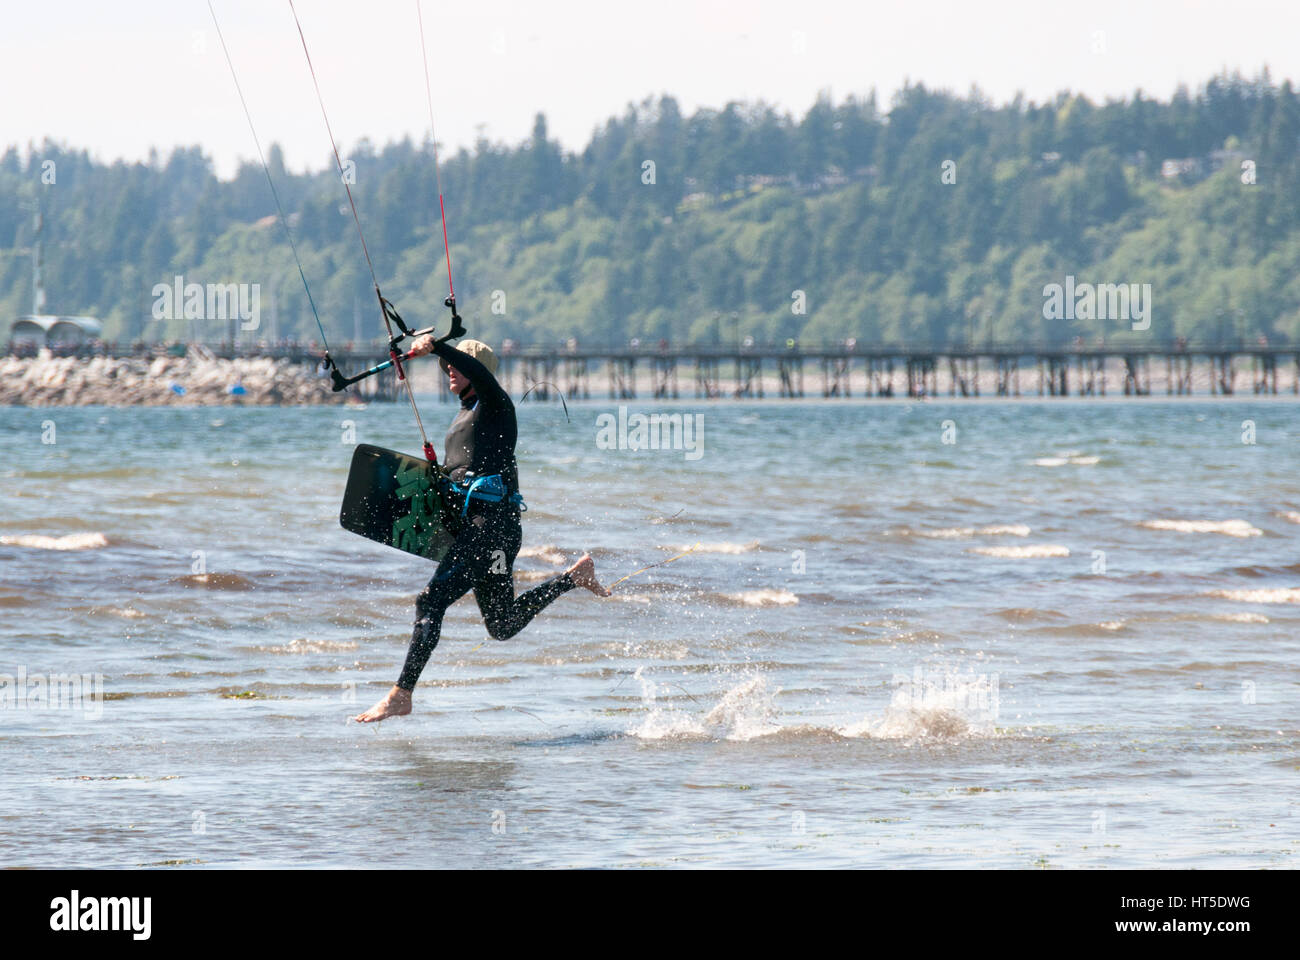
[1,398,1298,868]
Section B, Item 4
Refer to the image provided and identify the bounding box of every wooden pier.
[399,343,1300,402]
[98,341,1300,402]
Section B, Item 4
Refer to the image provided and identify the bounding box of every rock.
[0,354,346,407]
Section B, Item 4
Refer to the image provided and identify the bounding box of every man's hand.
[407,333,436,357]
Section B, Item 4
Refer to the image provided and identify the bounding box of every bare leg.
[352,685,412,723]
[566,553,610,596]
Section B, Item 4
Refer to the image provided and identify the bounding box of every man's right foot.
[567,553,611,596]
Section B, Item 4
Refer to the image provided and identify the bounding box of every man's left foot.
[351,685,412,723]
[567,554,611,596]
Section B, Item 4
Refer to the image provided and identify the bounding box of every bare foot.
[567,553,611,596]
[351,685,412,723]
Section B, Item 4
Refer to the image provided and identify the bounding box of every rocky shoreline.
[0,353,343,406]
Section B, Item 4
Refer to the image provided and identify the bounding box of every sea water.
[0,398,1297,867]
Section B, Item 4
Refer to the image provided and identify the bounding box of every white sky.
[7,0,1299,179]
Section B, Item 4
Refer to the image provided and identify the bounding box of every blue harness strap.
[454,474,526,517]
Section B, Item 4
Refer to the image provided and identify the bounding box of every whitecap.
[517,545,567,565]
[0,532,109,551]
[672,541,759,554]
[970,544,1070,558]
[1207,587,1300,604]
[920,524,1030,539]
[721,588,799,606]
[1140,519,1262,538]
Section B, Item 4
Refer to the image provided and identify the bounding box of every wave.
[0,532,109,551]
[18,467,144,481]
[1279,510,1300,525]
[257,638,360,654]
[1139,519,1262,538]
[0,516,111,532]
[970,544,1070,558]
[670,540,759,555]
[1207,587,1300,604]
[647,513,729,528]
[169,572,258,590]
[1212,612,1270,623]
[915,524,1031,539]
[991,607,1067,622]
[1225,561,1300,578]
[512,569,557,582]
[517,544,568,565]
[1028,620,1128,637]
[1032,454,1100,466]
[715,588,799,607]
[878,629,950,644]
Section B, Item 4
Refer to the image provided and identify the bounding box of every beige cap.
[439,339,498,376]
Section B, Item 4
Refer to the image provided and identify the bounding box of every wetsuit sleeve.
[432,341,511,410]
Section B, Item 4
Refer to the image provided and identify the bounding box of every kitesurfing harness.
[448,474,527,517]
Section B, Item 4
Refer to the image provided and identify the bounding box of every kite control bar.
[325,294,465,392]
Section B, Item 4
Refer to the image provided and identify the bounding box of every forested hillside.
[3,71,1298,348]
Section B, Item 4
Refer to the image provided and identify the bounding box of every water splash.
[628,670,780,741]
[842,668,1001,741]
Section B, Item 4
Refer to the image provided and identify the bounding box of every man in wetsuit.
[352,337,608,723]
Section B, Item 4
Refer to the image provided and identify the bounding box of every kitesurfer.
[352,337,609,722]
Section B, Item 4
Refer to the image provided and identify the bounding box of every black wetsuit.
[395,340,574,691]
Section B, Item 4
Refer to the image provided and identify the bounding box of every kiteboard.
[339,444,455,562]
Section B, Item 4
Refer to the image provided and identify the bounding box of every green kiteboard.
[339,444,456,562]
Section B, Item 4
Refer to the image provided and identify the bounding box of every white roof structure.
[9,315,104,343]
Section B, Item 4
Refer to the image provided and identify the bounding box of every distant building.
[9,315,103,346]
[1161,158,1203,180]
